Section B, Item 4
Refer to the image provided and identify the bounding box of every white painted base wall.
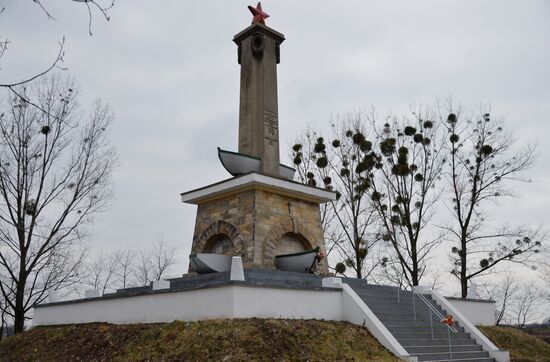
[34,286,341,326]
[446,297,496,326]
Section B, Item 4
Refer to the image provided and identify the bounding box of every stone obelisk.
[233,23,285,176]
[182,4,334,273]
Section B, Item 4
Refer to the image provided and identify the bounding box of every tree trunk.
[13,290,25,334]
[14,269,26,334]
[411,240,419,286]
[412,261,419,286]
[0,312,5,341]
[356,252,362,279]
[460,237,468,298]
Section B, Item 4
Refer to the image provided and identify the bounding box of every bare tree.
[116,248,136,289]
[479,274,518,325]
[373,254,408,288]
[290,127,338,261]
[134,239,177,286]
[292,114,382,279]
[512,282,543,328]
[83,251,119,294]
[0,74,116,334]
[0,1,115,109]
[441,104,543,298]
[369,106,445,286]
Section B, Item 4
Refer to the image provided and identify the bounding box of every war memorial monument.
[31,4,510,361]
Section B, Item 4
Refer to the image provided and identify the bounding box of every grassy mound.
[523,327,550,345]
[479,325,550,362]
[0,319,399,361]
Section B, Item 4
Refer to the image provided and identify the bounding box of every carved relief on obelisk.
[233,10,285,177]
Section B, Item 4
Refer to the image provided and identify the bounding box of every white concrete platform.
[32,270,503,362]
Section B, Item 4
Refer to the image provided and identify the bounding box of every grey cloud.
[1,0,549,279]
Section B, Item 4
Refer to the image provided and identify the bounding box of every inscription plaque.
[264,110,278,145]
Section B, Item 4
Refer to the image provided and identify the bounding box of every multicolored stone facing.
[189,186,328,273]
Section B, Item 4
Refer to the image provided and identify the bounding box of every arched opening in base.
[274,232,311,256]
[203,233,234,255]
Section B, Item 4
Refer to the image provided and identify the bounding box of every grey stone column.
[233,24,285,177]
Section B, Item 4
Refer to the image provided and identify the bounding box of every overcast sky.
[1,1,549,290]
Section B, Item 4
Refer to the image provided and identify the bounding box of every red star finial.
[248,2,269,25]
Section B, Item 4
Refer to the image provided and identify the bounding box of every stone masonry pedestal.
[182,174,334,273]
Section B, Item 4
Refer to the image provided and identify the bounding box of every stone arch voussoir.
[263,217,316,265]
[194,220,248,262]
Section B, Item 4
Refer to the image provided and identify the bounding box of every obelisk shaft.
[234,24,285,177]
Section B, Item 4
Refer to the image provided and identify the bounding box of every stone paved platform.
[37,269,345,307]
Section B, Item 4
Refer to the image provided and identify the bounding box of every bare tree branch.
[134,239,177,286]
[292,113,382,280]
[441,102,543,298]
[369,105,446,286]
[0,74,117,334]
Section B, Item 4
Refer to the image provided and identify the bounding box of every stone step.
[385,320,463,330]
[358,295,437,306]
[349,284,413,293]
[374,311,446,321]
[168,272,230,289]
[400,339,476,347]
[389,327,465,337]
[345,280,492,362]
[367,303,443,313]
[355,292,417,301]
[415,351,489,361]
[405,345,483,354]
[351,286,406,294]
[366,304,445,318]
[394,332,471,340]
[342,281,406,293]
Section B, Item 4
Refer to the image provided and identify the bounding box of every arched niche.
[203,233,234,255]
[274,232,311,256]
[193,220,248,261]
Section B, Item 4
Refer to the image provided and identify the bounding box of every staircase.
[345,279,495,362]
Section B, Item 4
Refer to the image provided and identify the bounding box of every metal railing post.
[429,309,434,340]
[447,324,453,359]
[398,274,458,349]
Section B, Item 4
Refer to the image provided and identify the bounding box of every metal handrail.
[413,288,458,333]
[396,278,458,359]
[398,278,458,333]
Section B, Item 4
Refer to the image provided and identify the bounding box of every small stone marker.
[230,256,245,281]
[322,277,343,288]
[84,289,101,298]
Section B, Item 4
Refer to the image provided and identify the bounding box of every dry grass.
[0,319,399,361]
[479,325,550,362]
